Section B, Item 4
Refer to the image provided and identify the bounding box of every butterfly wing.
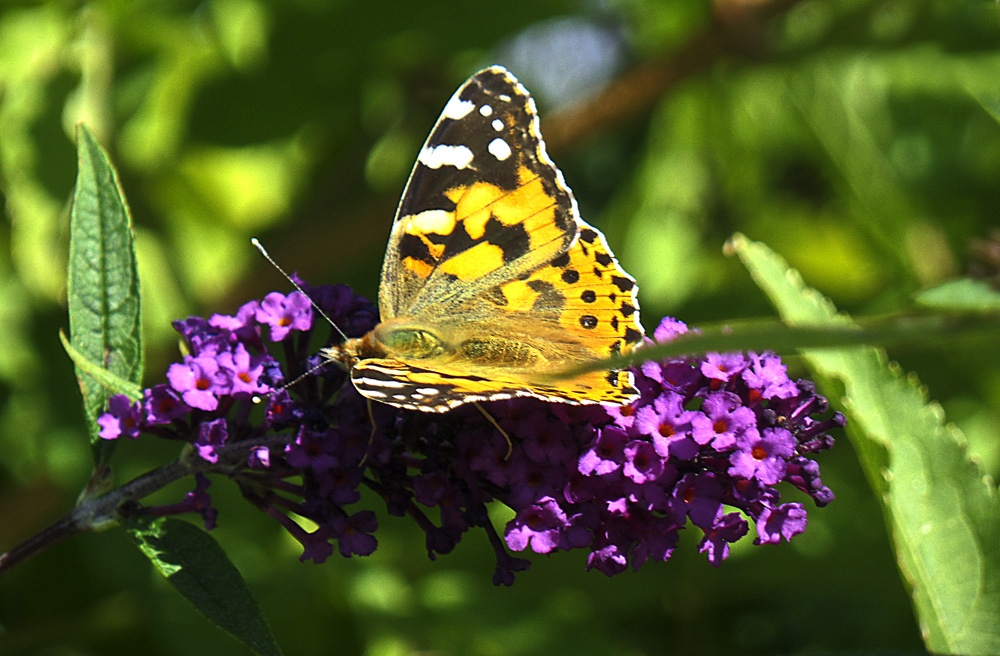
[351,357,637,412]
[379,67,579,320]
[364,66,643,409]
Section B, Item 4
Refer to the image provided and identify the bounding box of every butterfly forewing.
[333,66,644,412]
[380,67,577,320]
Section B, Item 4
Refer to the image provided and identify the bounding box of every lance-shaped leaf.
[69,125,144,462]
[729,233,1000,656]
[126,517,282,656]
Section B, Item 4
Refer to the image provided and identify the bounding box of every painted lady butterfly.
[322,66,644,412]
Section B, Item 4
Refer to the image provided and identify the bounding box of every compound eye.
[379,326,445,359]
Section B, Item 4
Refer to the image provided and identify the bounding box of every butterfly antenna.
[250,359,328,405]
[251,237,349,343]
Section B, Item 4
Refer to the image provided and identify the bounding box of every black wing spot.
[561,269,580,284]
[439,219,476,258]
[595,252,612,267]
[620,303,636,317]
[579,315,598,329]
[404,186,458,216]
[398,232,434,264]
[580,290,597,303]
[493,217,531,263]
[610,316,619,331]
[624,327,643,343]
[485,286,508,307]
[580,228,599,244]
[527,278,564,312]
[551,252,570,268]
[611,276,634,292]
[441,215,530,264]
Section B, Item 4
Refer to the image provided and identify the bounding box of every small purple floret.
[194,418,228,463]
[98,395,143,440]
[506,497,569,554]
[255,291,313,342]
[167,355,226,411]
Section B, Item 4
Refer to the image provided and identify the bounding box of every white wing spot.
[415,387,440,396]
[418,144,474,169]
[492,118,504,132]
[488,138,512,161]
[442,96,475,120]
[498,94,511,102]
[356,375,407,389]
[406,209,454,235]
[479,104,493,117]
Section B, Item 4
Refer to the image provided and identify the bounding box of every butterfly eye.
[379,326,447,360]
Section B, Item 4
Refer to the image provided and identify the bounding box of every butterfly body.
[322,66,644,412]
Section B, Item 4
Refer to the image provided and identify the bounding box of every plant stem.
[0,436,288,576]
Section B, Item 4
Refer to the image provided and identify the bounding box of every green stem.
[0,436,288,576]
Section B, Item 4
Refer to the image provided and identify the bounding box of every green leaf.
[729,233,1000,656]
[125,517,283,656]
[59,330,143,401]
[914,278,1000,313]
[968,85,1000,127]
[69,125,144,461]
[556,314,999,381]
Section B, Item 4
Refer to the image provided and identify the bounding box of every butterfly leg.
[358,397,378,467]
[472,401,512,460]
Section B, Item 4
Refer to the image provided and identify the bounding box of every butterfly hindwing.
[351,358,637,413]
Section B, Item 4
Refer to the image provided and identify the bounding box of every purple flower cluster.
[97,281,842,584]
[496,318,841,576]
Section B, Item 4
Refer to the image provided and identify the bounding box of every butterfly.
[321,66,644,412]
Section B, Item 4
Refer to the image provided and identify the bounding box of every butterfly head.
[320,334,370,373]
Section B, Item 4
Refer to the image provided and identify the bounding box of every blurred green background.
[2,0,998,654]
